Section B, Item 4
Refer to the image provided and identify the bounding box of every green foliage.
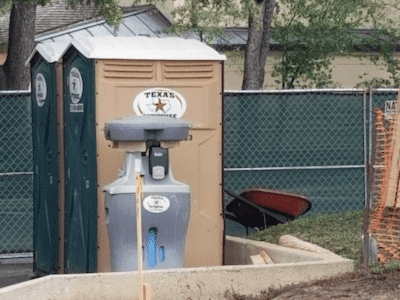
[143,0,382,89]
[370,259,400,273]
[356,77,393,88]
[271,0,370,89]
[357,27,400,88]
[248,209,400,273]
[225,47,246,73]
[67,0,123,28]
[96,0,123,29]
[170,0,239,43]
[0,0,11,17]
[140,0,257,45]
[354,1,400,88]
[0,0,11,48]
[5,0,51,6]
[249,210,364,266]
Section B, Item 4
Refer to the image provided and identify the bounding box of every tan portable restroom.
[62,37,226,272]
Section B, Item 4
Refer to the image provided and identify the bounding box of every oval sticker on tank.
[133,88,187,119]
[143,195,170,213]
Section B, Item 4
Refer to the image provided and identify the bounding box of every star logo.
[154,99,167,112]
[146,98,171,113]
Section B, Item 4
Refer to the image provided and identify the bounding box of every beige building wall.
[224,51,399,90]
[119,0,175,21]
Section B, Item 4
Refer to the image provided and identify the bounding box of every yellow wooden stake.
[135,173,152,300]
[259,250,274,264]
[385,112,400,207]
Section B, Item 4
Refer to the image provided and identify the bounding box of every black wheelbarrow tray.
[224,188,312,232]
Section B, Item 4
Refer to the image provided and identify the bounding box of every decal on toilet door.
[69,67,84,113]
[35,73,47,107]
[133,88,187,119]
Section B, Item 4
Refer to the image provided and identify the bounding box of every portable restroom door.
[63,50,97,273]
[31,58,58,274]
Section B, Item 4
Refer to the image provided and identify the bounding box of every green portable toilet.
[28,41,69,275]
[62,43,98,274]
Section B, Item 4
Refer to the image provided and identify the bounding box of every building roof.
[34,5,173,43]
[0,2,170,46]
[34,18,265,48]
[31,8,268,48]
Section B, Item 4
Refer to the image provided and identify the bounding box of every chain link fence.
[0,89,398,253]
[224,89,397,236]
[0,91,33,255]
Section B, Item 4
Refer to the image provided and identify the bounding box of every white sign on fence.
[385,100,397,116]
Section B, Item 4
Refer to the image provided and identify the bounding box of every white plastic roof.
[26,41,70,64]
[69,36,226,61]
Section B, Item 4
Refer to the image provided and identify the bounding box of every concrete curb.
[0,235,354,300]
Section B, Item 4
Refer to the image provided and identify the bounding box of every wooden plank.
[278,235,332,254]
[259,250,274,264]
[250,255,266,265]
[386,111,400,207]
[135,174,152,300]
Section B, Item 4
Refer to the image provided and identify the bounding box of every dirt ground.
[226,269,400,300]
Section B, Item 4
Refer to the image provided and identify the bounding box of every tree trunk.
[242,0,276,90]
[1,0,36,90]
[0,65,6,90]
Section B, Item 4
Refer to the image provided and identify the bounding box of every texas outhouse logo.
[35,73,47,107]
[69,67,84,113]
[133,88,187,119]
[143,195,170,213]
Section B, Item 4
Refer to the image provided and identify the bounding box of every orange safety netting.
[370,108,400,263]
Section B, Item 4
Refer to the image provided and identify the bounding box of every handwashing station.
[104,115,191,271]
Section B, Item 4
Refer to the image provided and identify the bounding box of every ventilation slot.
[103,61,155,79]
[163,62,214,79]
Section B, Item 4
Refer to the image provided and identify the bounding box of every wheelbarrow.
[224,188,312,235]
